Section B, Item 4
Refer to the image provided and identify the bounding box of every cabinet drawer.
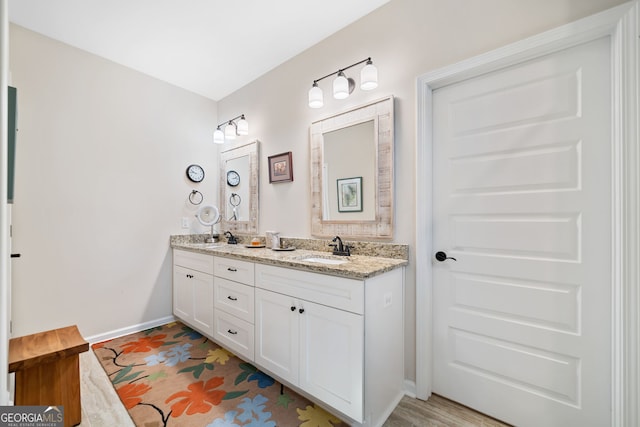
[213,310,254,361]
[255,264,364,314]
[214,257,255,285]
[174,250,213,274]
[214,278,254,323]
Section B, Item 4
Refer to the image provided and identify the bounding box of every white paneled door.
[432,36,611,426]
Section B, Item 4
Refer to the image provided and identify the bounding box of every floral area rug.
[92,321,348,427]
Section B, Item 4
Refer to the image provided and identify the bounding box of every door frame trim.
[0,0,9,406]
[415,2,639,425]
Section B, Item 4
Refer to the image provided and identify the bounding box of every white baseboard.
[85,315,176,344]
[403,379,417,398]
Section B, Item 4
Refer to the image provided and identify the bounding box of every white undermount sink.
[299,257,349,265]
[191,243,222,249]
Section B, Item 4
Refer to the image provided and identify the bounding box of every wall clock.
[186,164,205,183]
[227,170,240,187]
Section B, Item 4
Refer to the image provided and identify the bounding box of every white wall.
[9,24,218,338]
[217,0,627,384]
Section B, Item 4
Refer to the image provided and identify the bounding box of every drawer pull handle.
[227,329,238,335]
[290,306,296,312]
[227,296,238,301]
[299,308,305,314]
[227,267,237,272]
[186,274,194,279]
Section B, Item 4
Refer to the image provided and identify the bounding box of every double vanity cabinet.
[172,245,406,427]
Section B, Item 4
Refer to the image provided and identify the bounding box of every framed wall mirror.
[219,140,260,234]
[310,96,394,239]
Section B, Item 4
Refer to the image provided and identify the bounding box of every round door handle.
[299,308,305,314]
[435,251,457,262]
[290,306,296,311]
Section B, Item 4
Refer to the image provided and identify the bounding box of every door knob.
[435,251,457,262]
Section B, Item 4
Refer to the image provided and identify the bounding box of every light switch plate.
[181,217,189,229]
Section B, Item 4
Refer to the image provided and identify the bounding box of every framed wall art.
[268,151,293,183]
[337,177,362,212]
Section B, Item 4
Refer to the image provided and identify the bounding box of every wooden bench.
[8,325,89,427]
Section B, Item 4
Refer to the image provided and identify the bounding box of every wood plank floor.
[383,394,512,427]
[80,350,510,426]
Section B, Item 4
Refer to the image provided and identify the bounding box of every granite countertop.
[170,240,408,280]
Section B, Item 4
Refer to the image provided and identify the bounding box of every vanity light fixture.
[333,71,351,100]
[213,114,249,144]
[224,122,236,140]
[308,57,378,108]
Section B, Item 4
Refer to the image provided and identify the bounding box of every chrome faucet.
[329,236,351,256]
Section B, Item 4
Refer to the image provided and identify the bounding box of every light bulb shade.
[237,117,249,135]
[360,62,378,90]
[224,122,236,140]
[213,128,225,144]
[333,72,349,99]
[308,84,323,108]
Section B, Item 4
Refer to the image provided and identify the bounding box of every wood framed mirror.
[310,96,394,239]
[219,140,260,234]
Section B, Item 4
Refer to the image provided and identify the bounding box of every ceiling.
[8,0,389,101]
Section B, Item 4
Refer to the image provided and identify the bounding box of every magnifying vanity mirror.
[310,96,394,239]
[219,140,260,234]
[196,204,220,242]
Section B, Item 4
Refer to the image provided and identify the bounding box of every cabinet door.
[192,271,214,337]
[254,288,299,384]
[173,265,194,321]
[173,265,214,337]
[299,301,364,422]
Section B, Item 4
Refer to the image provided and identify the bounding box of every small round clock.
[186,164,205,183]
[227,170,240,187]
